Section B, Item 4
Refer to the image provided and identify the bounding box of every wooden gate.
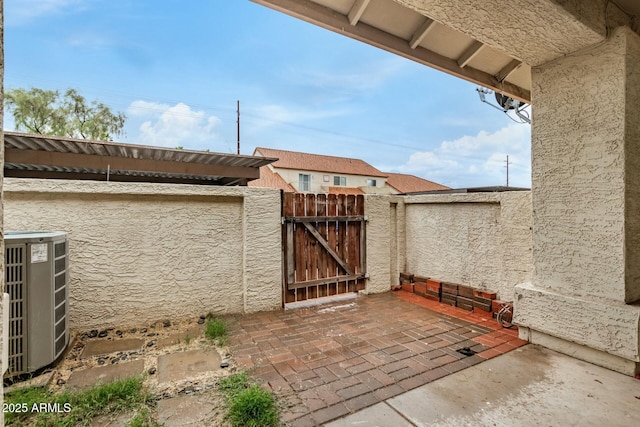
[282,193,367,303]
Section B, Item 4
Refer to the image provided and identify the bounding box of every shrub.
[228,385,279,427]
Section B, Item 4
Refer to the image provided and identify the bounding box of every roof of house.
[254,147,387,178]
[248,166,296,192]
[4,131,277,186]
[385,172,450,194]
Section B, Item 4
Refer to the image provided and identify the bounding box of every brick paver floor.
[226,291,526,426]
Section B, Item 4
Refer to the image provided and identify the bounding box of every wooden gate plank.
[302,222,354,276]
[316,194,328,297]
[305,194,317,298]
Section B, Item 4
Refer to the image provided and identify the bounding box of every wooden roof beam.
[496,59,523,82]
[409,18,435,49]
[457,40,485,68]
[348,0,370,26]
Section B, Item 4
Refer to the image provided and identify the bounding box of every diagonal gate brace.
[302,222,354,276]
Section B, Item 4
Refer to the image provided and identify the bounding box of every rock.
[147,341,156,348]
[148,367,157,375]
[195,386,202,392]
[98,330,108,338]
[205,384,213,390]
[163,320,171,327]
[97,358,106,365]
[220,362,229,368]
[199,315,206,320]
[88,330,98,338]
[140,328,147,333]
[147,333,157,337]
[111,358,119,364]
[116,330,123,336]
[129,328,137,334]
[120,354,128,361]
[197,318,205,325]
[57,379,66,385]
[185,385,194,394]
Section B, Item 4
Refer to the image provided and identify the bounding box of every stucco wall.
[363,192,531,300]
[404,192,532,300]
[4,179,282,331]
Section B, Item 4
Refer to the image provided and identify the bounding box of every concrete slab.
[157,393,225,427]
[157,325,204,349]
[325,402,413,427]
[67,360,145,389]
[384,345,640,427]
[158,349,221,384]
[82,339,144,358]
[90,411,133,427]
[5,371,54,394]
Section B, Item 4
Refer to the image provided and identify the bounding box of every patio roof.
[3,131,278,186]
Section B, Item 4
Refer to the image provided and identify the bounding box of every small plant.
[205,318,226,341]
[219,372,279,427]
[184,334,192,345]
[4,376,155,426]
[228,385,279,427]
[219,372,250,399]
[127,406,162,427]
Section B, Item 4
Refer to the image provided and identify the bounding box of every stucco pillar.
[242,189,283,313]
[514,26,640,375]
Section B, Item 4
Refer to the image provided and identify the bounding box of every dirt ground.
[44,316,237,426]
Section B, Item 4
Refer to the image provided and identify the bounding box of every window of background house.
[299,174,311,192]
[367,179,377,187]
[333,176,346,186]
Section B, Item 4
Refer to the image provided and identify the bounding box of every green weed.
[4,376,155,427]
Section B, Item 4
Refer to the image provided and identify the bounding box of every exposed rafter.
[496,59,523,82]
[348,0,371,26]
[457,40,485,68]
[250,0,531,102]
[409,18,436,49]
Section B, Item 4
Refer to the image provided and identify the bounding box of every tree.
[5,87,126,140]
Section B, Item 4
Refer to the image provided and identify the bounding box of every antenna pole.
[236,100,240,155]
[504,155,512,187]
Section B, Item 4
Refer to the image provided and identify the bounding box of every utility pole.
[504,155,512,187]
[236,100,240,155]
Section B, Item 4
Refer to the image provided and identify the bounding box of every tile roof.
[248,166,295,192]
[254,147,387,178]
[328,186,365,195]
[385,172,450,194]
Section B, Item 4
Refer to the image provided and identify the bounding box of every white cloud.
[127,101,221,148]
[395,124,531,188]
[7,0,91,24]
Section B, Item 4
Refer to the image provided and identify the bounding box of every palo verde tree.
[5,87,126,140]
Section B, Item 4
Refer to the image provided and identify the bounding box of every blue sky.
[4,0,532,188]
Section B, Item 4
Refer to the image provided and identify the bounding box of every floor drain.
[456,347,477,357]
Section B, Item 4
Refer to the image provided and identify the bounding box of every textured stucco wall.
[515,26,640,371]
[625,28,640,303]
[243,190,283,313]
[531,27,627,301]
[4,179,282,330]
[404,192,532,300]
[364,195,395,294]
[393,0,619,65]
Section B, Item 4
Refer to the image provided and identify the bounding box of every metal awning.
[3,131,278,186]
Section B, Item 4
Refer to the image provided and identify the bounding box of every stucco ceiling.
[252,0,640,104]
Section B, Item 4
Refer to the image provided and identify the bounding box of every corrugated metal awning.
[3,132,278,186]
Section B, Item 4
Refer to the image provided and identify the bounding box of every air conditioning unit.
[4,231,69,377]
